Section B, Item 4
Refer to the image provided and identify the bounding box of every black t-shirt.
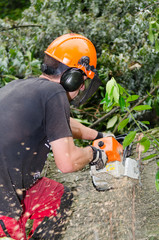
[0,77,72,218]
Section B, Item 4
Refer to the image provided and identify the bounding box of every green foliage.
[149,8,159,52]
[102,77,155,133]
[107,115,118,129]
[123,131,137,149]
[0,0,30,19]
[0,0,159,130]
[102,77,159,191]
[0,47,41,87]
[132,105,152,111]
[142,153,158,161]
[118,118,129,131]
[0,1,158,88]
[137,136,151,153]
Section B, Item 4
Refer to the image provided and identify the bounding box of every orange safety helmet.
[45,33,97,79]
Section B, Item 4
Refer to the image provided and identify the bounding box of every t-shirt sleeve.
[45,91,72,142]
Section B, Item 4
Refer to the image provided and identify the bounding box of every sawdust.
[43,157,159,240]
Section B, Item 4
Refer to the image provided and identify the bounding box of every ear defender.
[60,68,84,92]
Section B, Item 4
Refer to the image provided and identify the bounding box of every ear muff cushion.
[60,68,84,92]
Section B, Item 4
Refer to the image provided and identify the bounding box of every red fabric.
[0,215,26,240]
[0,177,64,240]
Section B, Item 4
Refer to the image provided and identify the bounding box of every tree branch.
[89,85,159,131]
[113,85,159,133]
[89,107,119,128]
[1,25,42,31]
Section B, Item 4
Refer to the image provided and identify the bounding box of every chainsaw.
[90,135,140,191]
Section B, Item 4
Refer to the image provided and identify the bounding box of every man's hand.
[90,146,107,170]
[94,131,115,140]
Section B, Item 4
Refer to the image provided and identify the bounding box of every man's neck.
[39,74,60,83]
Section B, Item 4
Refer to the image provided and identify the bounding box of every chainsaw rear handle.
[92,134,132,164]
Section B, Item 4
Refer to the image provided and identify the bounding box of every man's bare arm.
[50,136,93,173]
[70,117,98,140]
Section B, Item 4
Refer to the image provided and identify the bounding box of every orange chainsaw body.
[92,137,123,163]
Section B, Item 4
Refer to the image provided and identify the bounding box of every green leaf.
[140,121,150,125]
[138,121,150,130]
[142,153,158,161]
[119,96,125,111]
[126,95,139,102]
[137,136,147,143]
[155,39,159,52]
[149,22,154,43]
[152,138,159,147]
[30,59,40,67]
[101,92,113,111]
[123,131,136,149]
[26,51,32,61]
[118,118,129,131]
[2,75,18,80]
[113,85,120,103]
[106,77,119,103]
[100,98,105,104]
[109,86,114,101]
[140,138,151,153]
[156,159,159,167]
[155,170,159,192]
[107,115,118,129]
[133,105,152,111]
[12,58,20,67]
[118,84,128,96]
[106,78,115,96]
[74,118,90,125]
[104,92,111,105]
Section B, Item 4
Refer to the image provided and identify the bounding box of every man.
[0,33,107,239]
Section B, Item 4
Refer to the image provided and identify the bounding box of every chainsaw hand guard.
[90,146,107,170]
[102,132,116,138]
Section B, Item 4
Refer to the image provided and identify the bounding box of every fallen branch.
[89,85,159,130]
[113,85,159,133]
[89,107,119,128]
